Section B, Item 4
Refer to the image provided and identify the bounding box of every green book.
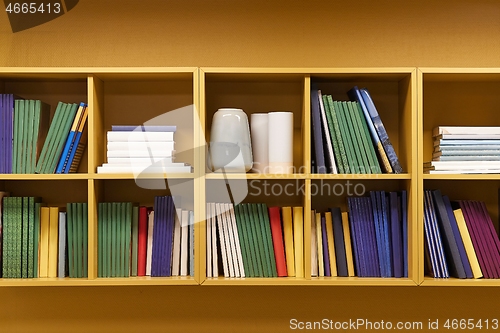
[344,101,370,173]
[97,203,102,278]
[67,203,74,278]
[234,204,251,277]
[119,202,125,277]
[255,203,272,277]
[44,103,79,174]
[35,102,66,174]
[76,202,83,278]
[33,202,42,278]
[353,102,382,173]
[27,197,41,278]
[242,204,262,277]
[15,197,23,278]
[41,102,69,174]
[125,203,132,277]
[17,101,25,173]
[21,197,29,278]
[12,100,20,174]
[111,203,118,277]
[82,202,88,278]
[116,202,122,277]
[22,101,33,174]
[30,100,50,174]
[2,197,10,278]
[334,101,357,173]
[106,203,112,278]
[322,95,344,174]
[131,205,139,277]
[327,97,349,173]
[250,204,269,277]
[259,203,277,277]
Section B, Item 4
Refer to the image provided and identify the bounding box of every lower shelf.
[202,277,417,286]
[0,276,198,287]
[421,277,500,287]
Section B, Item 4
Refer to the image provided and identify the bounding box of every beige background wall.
[2,1,500,332]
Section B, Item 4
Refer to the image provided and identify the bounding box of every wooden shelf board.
[202,277,312,286]
[202,277,416,286]
[0,277,198,287]
[0,174,89,180]
[310,174,411,180]
[423,174,500,180]
[92,173,195,180]
[421,277,500,287]
[308,277,417,286]
[205,173,307,180]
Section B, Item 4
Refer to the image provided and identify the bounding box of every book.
[215,203,230,278]
[258,203,277,277]
[293,207,304,278]
[389,192,403,278]
[146,210,154,276]
[210,203,218,277]
[58,211,67,278]
[111,125,177,132]
[268,206,287,277]
[321,94,344,173]
[341,101,365,173]
[55,102,86,173]
[434,126,500,136]
[66,105,89,173]
[48,206,60,278]
[435,139,500,146]
[107,141,176,151]
[97,165,192,174]
[333,100,356,173]
[453,208,482,279]
[318,90,337,173]
[206,204,213,278]
[324,212,337,276]
[359,87,403,173]
[345,101,372,174]
[310,85,326,173]
[282,207,295,277]
[326,96,349,173]
[106,131,174,142]
[39,206,50,278]
[171,208,182,276]
[341,212,355,277]
[330,207,348,277]
[423,191,447,278]
[315,212,324,277]
[321,215,330,276]
[234,204,251,277]
[180,210,189,276]
[131,206,139,277]
[435,134,500,140]
[351,101,382,173]
[310,211,318,277]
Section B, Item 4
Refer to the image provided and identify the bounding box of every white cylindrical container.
[268,111,293,174]
[209,108,253,172]
[250,113,269,174]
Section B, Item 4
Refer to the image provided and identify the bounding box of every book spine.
[327,97,350,173]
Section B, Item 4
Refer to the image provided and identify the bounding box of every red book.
[137,206,148,276]
[268,207,287,277]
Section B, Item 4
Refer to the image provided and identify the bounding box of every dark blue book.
[347,198,362,276]
[362,197,381,277]
[370,191,388,277]
[390,192,403,278]
[442,195,473,278]
[111,125,176,132]
[165,196,175,277]
[0,95,4,173]
[432,190,466,278]
[151,196,160,277]
[425,190,449,278]
[379,191,393,277]
[321,215,331,277]
[330,207,348,277]
[359,88,403,173]
[401,190,408,278]
[310,85,326,173]
[160,196,169,277]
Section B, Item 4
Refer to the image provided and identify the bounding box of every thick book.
[326,96,349,173]
[282,206,295,277]
[348,86,392,173]
[453,208,482,278]
[268,206,287,277]
[318,90,337,174]
[359,88,403,173]
[111,125,177,132]
[321,94,344,173]
[107,131,174,142]
[310,85,326,173]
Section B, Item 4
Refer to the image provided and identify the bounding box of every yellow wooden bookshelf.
[3,67,500,287]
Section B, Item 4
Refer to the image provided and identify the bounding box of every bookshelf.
[418,68,500,286]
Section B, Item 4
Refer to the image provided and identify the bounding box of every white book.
[107,150,174,158]
[107,141,175,151]
[171,208,182,276]
[434,126,500,137]
[206,203,212,278]
[316,212,324,277]
[100,162,183,169]
[310,211,318,277]
[97,165,192,174]
[211,203,218,277]
[220,204,236,278]
[146,211,155,276]
[180,210,189,276]
[435,134,500,140]
[425,169,500,174]
[107,131,174,142]
[58,212,67,278]
[424,161,500,170]
[318,90,338,174]
[107,157,174,165]
[214,203,229,278]
[227,203,245,278]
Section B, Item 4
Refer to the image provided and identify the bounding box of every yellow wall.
[2,1,500,332]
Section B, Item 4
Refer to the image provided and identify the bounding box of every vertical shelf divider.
[416,68,424,284]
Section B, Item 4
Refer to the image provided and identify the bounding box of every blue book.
[330,207,348,277]
[310,85,326,173]
[165,196,175,277]
[379,191,393,277]
[401,190,408,278]
[359,88,403,173]
[443,196,473,278]
[111,125,176,132]
[321,215,331,277]
[431,190,466,278]
[347,198,362,276]
[425,190,449,278]
[370,191,388,277]
[56,102,86,173]
[362,197,381,277]
[390,192,403,278]
[151,197,160,277]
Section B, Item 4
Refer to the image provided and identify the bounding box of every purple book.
[390,192,403,278]
[443,196,473,278]
[477,201,500,276]
[321,215,331,277]
[111,125,176,132]
[401,191,408,278]
[379,192,393,277]
[1,95,4,173]
[473,201,500,278]
[458,201,491,278]
[160,196,169,277]
[362,197,380,277]
[426,190,449,278]
[369,192,386,276]
[165,196,175,277]
[151,196,161,277]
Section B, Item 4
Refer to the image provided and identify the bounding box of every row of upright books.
[312,191,408,278]
[423,189,500,279]
[311,86,403,174]
[0,192,88,278]
[97,125,192,174]
[98,196,194,278]
[425,126,500,174]
[0,95,88,174]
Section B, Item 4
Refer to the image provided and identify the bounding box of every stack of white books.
[97,125,193,174]
[425,126,500,174]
